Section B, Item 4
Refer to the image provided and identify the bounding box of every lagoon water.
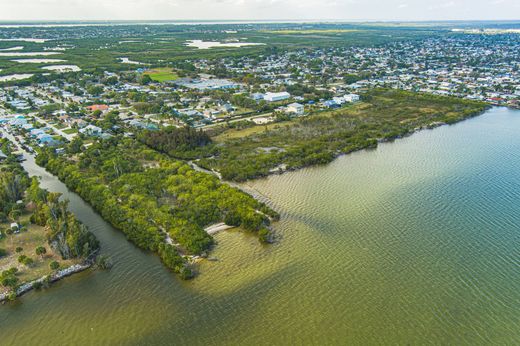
[186,39,266,49]
[1,107,520,344]
[41,65,81,72]
[12,59,67,64]
[0,74,34,81]
[0,52,60,57]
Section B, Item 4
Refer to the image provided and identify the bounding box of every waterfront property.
[2,108,520,344]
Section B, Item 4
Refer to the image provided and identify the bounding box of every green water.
[1,107,520,345]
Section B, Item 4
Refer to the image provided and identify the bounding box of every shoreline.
[0,103,490,286]
[216,105,493,183]
[0,260,93,303]
[0,131,101,303]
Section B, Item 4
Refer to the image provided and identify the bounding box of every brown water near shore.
[1,107,520,345]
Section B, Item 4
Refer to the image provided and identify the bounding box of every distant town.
[0,26,518,152]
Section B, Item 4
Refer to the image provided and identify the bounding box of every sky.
[0,0,519,22]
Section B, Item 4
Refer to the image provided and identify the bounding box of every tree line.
[36,136,278,278]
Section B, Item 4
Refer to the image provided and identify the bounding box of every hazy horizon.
[0,0,519,22]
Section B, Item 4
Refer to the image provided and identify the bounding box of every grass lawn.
[214,121,292,142]
[0,214,77,295]
[144,68,179,82]
[62,128,78,135]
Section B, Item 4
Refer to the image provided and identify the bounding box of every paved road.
[30,113,77,141]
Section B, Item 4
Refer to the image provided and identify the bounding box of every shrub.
[95,255,113,270]
[18,255,34,266]
[49,261,60,271]
[258,228,271,243]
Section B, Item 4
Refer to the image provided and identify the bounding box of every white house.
[264,92,290,102]
[344,94,360,103]
[251,93,264,101]
[79,124,103,136]
[286,102,304,115]
[332,97,346,105]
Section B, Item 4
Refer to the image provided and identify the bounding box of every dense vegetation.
[198,89,489,181]
[36,137,278,277]
[30,188,99,260]
[1,143,99,295]
[138,126,212,159]
[0,139,30,222]
[0,23,445,79]
[0,140,99,260]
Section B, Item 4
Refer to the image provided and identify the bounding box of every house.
[203,109,221,119]
[37,133,57,146]
[286,102,304,115]
[178,109,202,118]
[128,120,158,130]
[323,100,339,108]
[264,92,290,102]
[86,104,109,112]
[332,97,346,105]
[21,123,34,131]
[70,119,88,128]
[9,117,27,127]
[344,94,360,102]
[252,116,274,125]
[251,93,264,101]
[30,128,46,137]
[9,100,30,110]
[219,103,235,113]
[79,124,103,136]
[10,223,19,232]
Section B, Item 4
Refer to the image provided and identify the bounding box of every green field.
[62,128,78,135]
[144,68,179,82]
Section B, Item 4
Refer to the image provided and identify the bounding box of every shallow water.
[119,57,146,65]
[0,38,48,43]
[0,46,24,51]
[1,107,519,345]
[0,74,34,81]
[41,65,81,72]
[186,39,265,49]
[12,58,66,63]
[0,52,59,57]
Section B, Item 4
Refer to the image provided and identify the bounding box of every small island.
[0,139,99,302]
